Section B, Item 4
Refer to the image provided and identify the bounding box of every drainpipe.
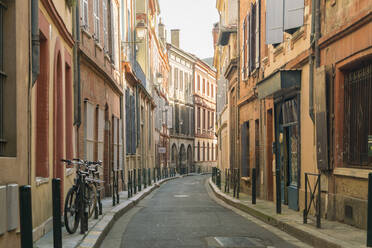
[27,0,39,185]
[74,2,81,127]
[31,0,39,85]
[309,0,316,123]
[315,0,321,67]
[236,0,241,171]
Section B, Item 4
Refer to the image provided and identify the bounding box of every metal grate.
[344,62,372,166]
[0,3,6,155]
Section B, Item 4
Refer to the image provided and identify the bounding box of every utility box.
[0,185,6,235]
[7,184,19,231]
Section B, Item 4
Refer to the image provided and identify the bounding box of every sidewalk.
[35,176,181,248]
[209,179,366,248]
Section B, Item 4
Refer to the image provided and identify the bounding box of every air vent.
[7,184,19,231]
[345,204,353,219]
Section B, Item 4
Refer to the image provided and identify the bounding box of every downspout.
[236,0,240,172]
[309,0,316,122]
[73,1,82,158]
[315,0,321,68]
[28,0,39,185]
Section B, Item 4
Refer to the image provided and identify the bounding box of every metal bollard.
[252,168,256,204]
[134,169,137,194]
[19,185,33,248]
[52,179,62,248]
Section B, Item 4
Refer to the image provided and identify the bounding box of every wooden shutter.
[255,0,260,69]
[85,102,95,161]
[315,66,329,170]
[266,0,284,44]
[247,13,251,74]
[119,119,124,170]
[125,90,130,154]
[82,0,89,28]
[284,0,304,31]
[131,94,136,154]
[242,17,247,79]
[241,122,250,177]
[98,108,105,161]
[113,116,118,171]
[103,0,108,51]
[249,3,256,73]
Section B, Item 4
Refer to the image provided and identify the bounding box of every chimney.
[212,23,220,48]
[159,20,166,45]
[171,29,180,48]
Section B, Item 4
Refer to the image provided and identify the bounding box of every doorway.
[275,97,300,211]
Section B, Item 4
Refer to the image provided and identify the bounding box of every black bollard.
[252,168,256,204]
[52,179,62,248]
[367,173,372,246]
[19,185,33,248]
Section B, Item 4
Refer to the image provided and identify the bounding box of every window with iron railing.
[344,62,372,166]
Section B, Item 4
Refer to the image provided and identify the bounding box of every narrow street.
[101,175,304,248]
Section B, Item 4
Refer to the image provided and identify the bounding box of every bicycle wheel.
[64,187,79,234]
[85,183,97,219]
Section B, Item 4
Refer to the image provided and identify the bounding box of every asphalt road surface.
[100,175,307,248]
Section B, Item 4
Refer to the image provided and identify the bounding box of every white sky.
[159,0,219,59]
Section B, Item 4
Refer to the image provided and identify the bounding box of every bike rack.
[303,173,321,228]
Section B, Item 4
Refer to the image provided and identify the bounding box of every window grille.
[344,62,372,166]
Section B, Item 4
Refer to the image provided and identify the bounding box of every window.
[203,109,206,130]
[174,68,178,89]
[85,101,96,161]
[207,81,210,96]
[180,70,183,90]
[197,107,201,131]
[125,89,136,154]
[207,111,210,130]
[211,85,214,98]
[203,79,205,94]
[197,142,200,161]
[197,75,200,91]
[81,0,89,29]
[344,63,372,165]
[97,108,104,161]
[93,0,100,42]
[65,63,73,160]
[103,0,108,52]
[241,121,250,177]
[203,142,205,161]
[170,66,173,88]
[35,32,49,175]
[112,116,118,170]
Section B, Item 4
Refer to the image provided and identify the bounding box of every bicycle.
[61,159,99,234]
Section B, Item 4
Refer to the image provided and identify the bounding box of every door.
[276,97,300,211]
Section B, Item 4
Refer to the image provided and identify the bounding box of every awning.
[217,26,237,46]
[256,70,301,99]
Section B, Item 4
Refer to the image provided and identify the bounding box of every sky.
[158,0,219,59]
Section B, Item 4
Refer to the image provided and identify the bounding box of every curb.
[77,176,181,248]
[208,179,343,248]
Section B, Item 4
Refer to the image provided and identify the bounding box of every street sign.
[368,135,372,157]
[158,147,166,154]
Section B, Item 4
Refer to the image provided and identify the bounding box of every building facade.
[194,59,217,173]
[167,32,195,174]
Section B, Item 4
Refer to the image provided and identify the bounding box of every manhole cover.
[174,194,189,198]
[206,237,267,248]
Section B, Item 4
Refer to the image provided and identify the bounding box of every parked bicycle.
[61,159,103,234]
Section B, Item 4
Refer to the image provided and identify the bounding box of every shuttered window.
[125,90,131,154]
[113,116,118,170]
[266,0,283,44]
[255,0,260,69]
[180,70,183,91]
[81,0,89,29]
[197,75,200,91]
[85,102,95,161]
[119,119,124,170]
[97,108,105,161]
[175,104,179,133]
[242,16,247,80]
[131,94,136,154]
[241,122,250,177]
[249,3,256,73]
[344,63,372,166]
[284,0,304,32]
[93,0,100,42]
[174,68,178,90]
[103,0,108,52]
[111,1,117,64]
